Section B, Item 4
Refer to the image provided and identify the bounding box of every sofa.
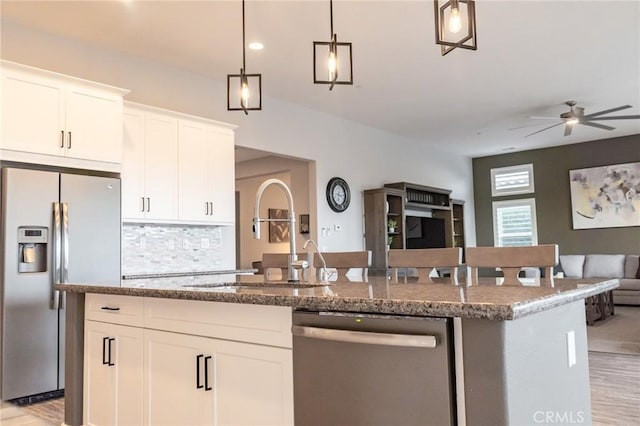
[559,254,640,306]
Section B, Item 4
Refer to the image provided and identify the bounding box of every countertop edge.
[510,278,620,319]
[56,278,619,321]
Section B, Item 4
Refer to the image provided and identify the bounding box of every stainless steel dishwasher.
[292,311,456,426]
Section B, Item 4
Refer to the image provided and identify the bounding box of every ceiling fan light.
[566,118,579,125]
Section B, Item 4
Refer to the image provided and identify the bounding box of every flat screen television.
[405,216,446,249]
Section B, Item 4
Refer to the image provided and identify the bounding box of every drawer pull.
[196,354,204,389]
[101,306,120,311]
[204,356,212,391]
[102,337,109,365]
[108,338,115,366]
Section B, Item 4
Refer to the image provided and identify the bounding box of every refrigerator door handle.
[52,202,62,310]
[61,202,70,284]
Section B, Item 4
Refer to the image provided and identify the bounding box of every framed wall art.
[299,214,310,234]
[569,162,640,229]
[268,208,290,243]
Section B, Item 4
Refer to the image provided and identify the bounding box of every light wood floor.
[1,352,638,425]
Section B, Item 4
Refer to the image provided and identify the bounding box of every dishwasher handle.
[292,325,437,348]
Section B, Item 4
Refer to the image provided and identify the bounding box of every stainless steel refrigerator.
[0,167,121,400]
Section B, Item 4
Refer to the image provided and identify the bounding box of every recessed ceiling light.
[248,42,264,50]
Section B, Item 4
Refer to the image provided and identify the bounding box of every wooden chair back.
[388,248,462,284]
[466,244,558,284]
[261,253,307,280]
[314,251,371,279]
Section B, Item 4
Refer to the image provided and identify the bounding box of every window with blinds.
[490,164,535,197]
[492,199,538,247]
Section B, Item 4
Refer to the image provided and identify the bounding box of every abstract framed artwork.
[299,214,310,234]
[268,208,290,243]
[569,162,640,229]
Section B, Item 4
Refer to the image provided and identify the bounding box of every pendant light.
[227,0,262,114]
[313,0,353,90]
[434,0,477,56]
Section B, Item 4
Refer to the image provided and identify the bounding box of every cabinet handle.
[100,306,120,311]
[102,337,109,365]
[141,197,145,213]
[196,354,204,389]
[108,338,115,366]
[209,202,214,216]
[67,131,72,149]
[60,130,65,148]
[205,202,209,216]
[146,197,151,212]
[204,355,212,391]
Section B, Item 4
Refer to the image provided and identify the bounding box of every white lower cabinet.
[83,320,144,426]
[144,329,293,426]
[144,330,214,426]
[84,297,293,426]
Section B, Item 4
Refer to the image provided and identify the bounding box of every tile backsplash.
[122,223,229,275]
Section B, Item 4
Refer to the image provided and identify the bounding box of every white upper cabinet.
[65,85,124,163]
[1,61,127,171]
[178,119,209,222]
[178,120,236,224]
[122,105,178,221]
[123,102,236,225]
[205,127,235,224]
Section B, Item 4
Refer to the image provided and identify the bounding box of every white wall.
[1,21,476,254]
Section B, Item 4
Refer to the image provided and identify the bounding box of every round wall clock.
[326,177,351,212]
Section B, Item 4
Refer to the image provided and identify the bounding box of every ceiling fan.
[522,101,640,137]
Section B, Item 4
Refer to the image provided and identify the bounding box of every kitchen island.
[57,275,617,426]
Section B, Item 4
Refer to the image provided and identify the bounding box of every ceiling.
[2,0,639,158]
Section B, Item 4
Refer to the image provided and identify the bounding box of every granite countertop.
[121,269,257,280]
[56,275,618,320]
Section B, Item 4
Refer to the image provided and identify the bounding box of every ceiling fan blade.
[588,115,640,121]
[584,105,632,118]
[509,122,552,130]
[564,125,573,137]
[527,116,559,120]
[524,122,564,138]
[580,121,616,131]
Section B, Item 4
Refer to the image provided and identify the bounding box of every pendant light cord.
[329,0,334,36]
[242,0,246,70]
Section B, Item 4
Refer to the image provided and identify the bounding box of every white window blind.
[492,199,538,247]
[491,164,535,196]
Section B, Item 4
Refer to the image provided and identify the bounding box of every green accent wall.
[472,134,640,256]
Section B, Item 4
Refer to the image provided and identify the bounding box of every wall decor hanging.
[268,208,290,242]
[569,162,640,229]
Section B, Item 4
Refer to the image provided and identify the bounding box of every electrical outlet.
[139,237,146,249]
[168,239,175,250]
[567,330,576,367]
[182,239,191,249]
[201,238,210,249]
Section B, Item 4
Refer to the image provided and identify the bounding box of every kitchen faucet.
[303,239,329,283]
[252,179,308,282]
